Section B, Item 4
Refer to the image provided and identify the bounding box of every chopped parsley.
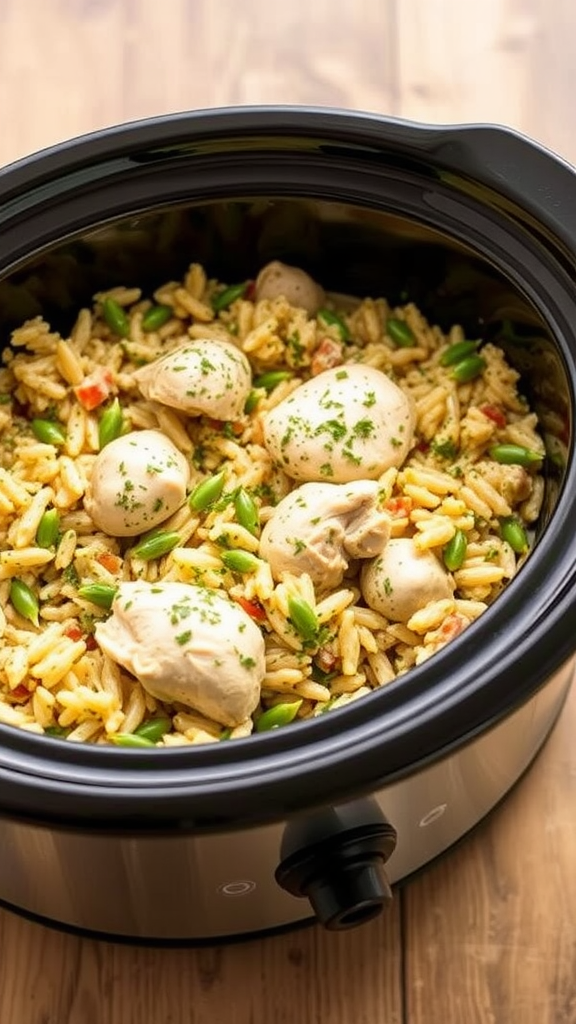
[431,438,459,459]
[352,418,375,439]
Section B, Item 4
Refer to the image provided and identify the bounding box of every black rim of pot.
[0,106,574,830]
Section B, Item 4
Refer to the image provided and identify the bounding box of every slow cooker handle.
[422,123,576,256]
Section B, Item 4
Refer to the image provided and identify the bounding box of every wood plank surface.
[403,683,576,1024]
[0,2,576,1023]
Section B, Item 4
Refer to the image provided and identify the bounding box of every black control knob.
[275,800,397,931]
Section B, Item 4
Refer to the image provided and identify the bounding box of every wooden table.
[1,2,576,1021]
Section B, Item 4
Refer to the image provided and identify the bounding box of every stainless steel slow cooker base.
[0,661,571,941]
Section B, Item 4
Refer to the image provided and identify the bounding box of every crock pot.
[0,107,575,942]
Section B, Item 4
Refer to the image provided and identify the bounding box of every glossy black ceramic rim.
[0,107,575,829]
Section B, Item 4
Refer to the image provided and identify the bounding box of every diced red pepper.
[96,551,122,574]
[245,280,256,302]
[311,337,344,376]
[65,625,97,649]
[74,368,114,411]
[479,403,507,428]
[436,614,467,644]
[11,684,30,703]
[235,596,267,622]
[384,495,413,518]
[64,625,84,642]
[206,419,244,436]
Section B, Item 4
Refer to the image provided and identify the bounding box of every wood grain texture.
[1,0,576,1022]
[403,683,576,1024]
[0,909,403,1024]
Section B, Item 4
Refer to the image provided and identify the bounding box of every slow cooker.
[0,107,575,942]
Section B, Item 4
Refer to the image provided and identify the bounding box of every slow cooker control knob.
[275,801,397,930]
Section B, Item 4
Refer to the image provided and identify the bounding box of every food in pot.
[259,480,392,588]
[84,429,190,536]
[133,339,253,420]
[254,260,326,314]
[360,537,455,622]
[262,363,415,482]
[0,261,545,745]
[95,582,264,727]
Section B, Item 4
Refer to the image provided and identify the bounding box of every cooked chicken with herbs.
[134,338,252,421]
[95,582,265,727]
[83,429,190,536]
[360,537,455,623]
[254,260,325,314]
[262,364,416,483]
[260,480,392,589]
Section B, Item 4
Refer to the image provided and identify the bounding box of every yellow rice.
[0,265,546,745]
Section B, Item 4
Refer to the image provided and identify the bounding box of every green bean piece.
[132,531,181,561]
[252,370,294,392]
[439,339,480,366]
[317,308,351,341]
[212,282,248,313]
[451,355,486,383]
[256,699,303,732]
[387,317,415,347]
[244,389,264,414]
[44,725,71,738]
[31,418,66,446]
[141,304,172,332]
[109,733,156,748]
[489,443,543,467]
[188,470,226,512]
[287,594,319,643]
[77,582,118,609]
[10,578,39,626]
[102,297,130,338]
[221,549,260,573]
[36,508,60,549]
[220,728,233,740]
[500,516,529,554]
[98,398,124,450]
[443,529,468,571]
[134,717,172,742]
[234,488,260,536]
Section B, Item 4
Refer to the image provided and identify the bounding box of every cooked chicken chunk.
[262,364,415,483]
[260,480,392,589]
[361,537,454,622]
[134,339,252,421]
[84,429,190,537]
[254,260,325,314]
[95,582,265,727]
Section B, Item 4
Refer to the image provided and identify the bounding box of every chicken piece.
[260,480,392,589]
[262,364,415,483]
[84,429,190,537]
[95,582,265,727]
[254,260,325,315]
[361,537,454,622]
[133,339,252,421]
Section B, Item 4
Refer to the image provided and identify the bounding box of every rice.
[0,263,546,745]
